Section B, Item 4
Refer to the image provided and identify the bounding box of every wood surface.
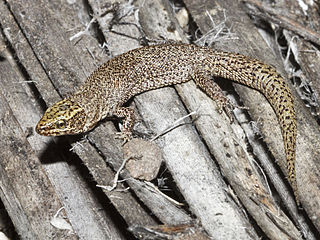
[0,0,319,239]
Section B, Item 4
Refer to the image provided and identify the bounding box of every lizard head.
[36,99,87,136]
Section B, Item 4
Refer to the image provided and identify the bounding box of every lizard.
[35,43,298,203]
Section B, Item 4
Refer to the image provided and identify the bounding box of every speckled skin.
[36,43,297,201]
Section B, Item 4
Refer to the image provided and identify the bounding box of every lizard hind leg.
[193,71,237,122]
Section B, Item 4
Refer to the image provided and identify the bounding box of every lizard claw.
[216,100,235,123]
[115,131,132,145]
[217,99,249,123]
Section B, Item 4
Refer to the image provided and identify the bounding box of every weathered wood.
[1,0,193,237]
[0,0,140,238]
[91,0,260,238]
[243,0,320,46]
[0,30,126,240]
[72,129,191,226]
[0,0,319,239]
[0,70,76,239]
[276,0,320,233]
[145,0,303,239]
[184,0,318,239]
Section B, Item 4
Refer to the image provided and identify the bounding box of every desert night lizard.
[36,43,298,203]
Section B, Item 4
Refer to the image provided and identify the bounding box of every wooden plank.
[76,0,193,226]
[183,0,317,238]
[0,71,76,239]
[1,0,317,239]
[2,0,191,236]
[0,33,126,240]
[88,0,262,239]
[0,0,134,239]
[72,129,191,226]
[275,1,320,231]
[136,1,304,239]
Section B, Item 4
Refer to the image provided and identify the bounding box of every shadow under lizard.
[36,43,298,203]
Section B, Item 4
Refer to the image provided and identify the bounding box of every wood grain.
[0,0,319,239]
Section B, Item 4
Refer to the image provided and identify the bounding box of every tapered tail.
[209,51,298,201]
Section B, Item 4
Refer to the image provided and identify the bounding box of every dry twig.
[242,0,320,46]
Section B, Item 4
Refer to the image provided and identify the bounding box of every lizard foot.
[217,100,248,123]
[115,131,133,145]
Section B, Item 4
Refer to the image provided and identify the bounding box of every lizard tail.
[210,51,298,202]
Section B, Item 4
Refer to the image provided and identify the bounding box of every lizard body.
[36,43,297,201]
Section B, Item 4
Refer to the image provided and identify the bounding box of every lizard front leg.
[114,107,135,142]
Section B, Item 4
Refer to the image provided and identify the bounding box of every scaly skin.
[36,43,298,202]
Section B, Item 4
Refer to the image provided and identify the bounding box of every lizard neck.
[70,89,112,131]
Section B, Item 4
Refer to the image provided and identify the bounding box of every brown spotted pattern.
[36,43,297,201]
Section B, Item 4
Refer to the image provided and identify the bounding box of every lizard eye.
[56,119,66,129]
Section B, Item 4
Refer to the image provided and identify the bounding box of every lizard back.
[36,43,297,201]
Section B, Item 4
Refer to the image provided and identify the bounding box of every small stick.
[242,0,320,46]
[69,17,97,42]
[144,181,184,206]
[151,110,198,141]
[97,156,130,191]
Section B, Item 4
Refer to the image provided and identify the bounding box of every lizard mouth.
[35,121,48,135]
[35,120,62,136]
[35,124,53,136]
